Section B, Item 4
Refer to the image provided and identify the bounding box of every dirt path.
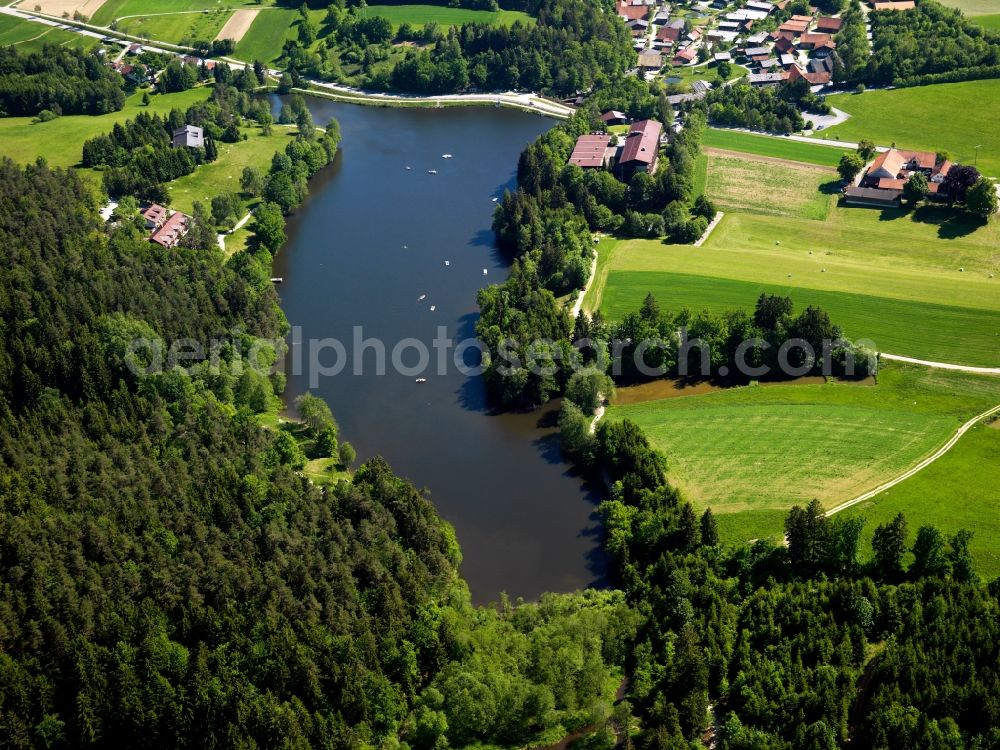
[825,402,1000,517]
[571,253,598,318]
[879,353,1000,376]
[215,8,258,43]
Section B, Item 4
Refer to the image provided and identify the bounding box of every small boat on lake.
[415,378,427,383]
[442,154,453,159]
[428,169,438,174]
[418,294,426,301]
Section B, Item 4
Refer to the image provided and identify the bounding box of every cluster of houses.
[104,44,217,88]
[141,203,193,248]
[567,113,664,181]
[735,9,841,88]
[843,148,953,207]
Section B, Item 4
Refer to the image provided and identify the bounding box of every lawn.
[366,4,533,28]
[168,124,296,214]
[663,61,749,91]
[593,152,1000,366]
[839,419,1000,580]
[703,128,852,167]
[818,80,1000,179]
[606,362,1000,547]
[0,87,212,169]
[113,8,232,44]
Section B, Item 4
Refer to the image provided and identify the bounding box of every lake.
[273,97,607,603]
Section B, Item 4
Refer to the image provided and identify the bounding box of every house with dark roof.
[172,125,204,149]
[616,119,663,181]
[601,110,631,125]
[844,185,902,207]
[657,19,686,42]
[798,32,835,50]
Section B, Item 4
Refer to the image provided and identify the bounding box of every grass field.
[367,4,532,28]
[168,125,296,215]
[971,13,1000,28]
[703,128,851,167]
[0,13,100,50]
[840,419,1000,580]
[663,61,749,91]
[705,152,834,220]
[233,7,297,62]
[593,152,1000,367]
[114,8,232,44]
[606,363,1000,547]
[90,0,261,26]
[937,0,1000,14]
[0,87,212,169]
[819,80,1000,179]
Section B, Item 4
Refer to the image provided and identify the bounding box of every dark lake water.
[272,98,607,603]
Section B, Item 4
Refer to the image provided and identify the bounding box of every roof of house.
[746,32,769,44]
[799,32,834,46]
[714,51,733,61]
[657,24,683,41]
[620,119,662,165]
[779,19,810,34]
[789,64,832,85]
[568,134,613,168]
[601,110,629,122]
[142,203,166,224]
[791,14,814,20]
[617,2,648,21]
[844,186,902,203]
[638,51,663,67]
[718,20,741,29]
[815,16,843,31]
[745,46,771,56]
[870,148,938,177]
[877,178,907,190]
[871,0,915,8]
[774,36,794,52]
[748,71,787,84]
[172,124,204,148]
[673,46,698,61]
[150,212,190,248]
[746,0,775,11]
[759,57,779,68]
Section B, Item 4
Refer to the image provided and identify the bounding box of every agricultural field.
[971,13,1000,28]
[89,0,264,27]
[818,80,1000,179]
[703,128,851,167]
[840,418,1000,580]
[113,8,232,44]
[366,4,533,28]
[233,7,298,62]
[606,362,1000,549]
[0,13,100,50]
[0,87,212,170]
[590,152,1000,367]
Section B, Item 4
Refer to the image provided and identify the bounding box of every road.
[825,403,1000,516]
[879,353,1000,376]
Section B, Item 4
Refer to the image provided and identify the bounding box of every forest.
[0,44,124,117]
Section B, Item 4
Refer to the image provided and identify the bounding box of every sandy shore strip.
[215,8,258,43]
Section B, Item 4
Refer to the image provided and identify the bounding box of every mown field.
[972,13,1000,28]
[233,7,297,62]
[113,8,232,44]
[819,80,1000,178]
[937,0,1000,14]
[0,13,100,50]
[703,128,851,167]
[90,0,264,26]
[606,363,1000,552]
[593,152,1000,367]
[840,419,1000,580]
[0,87,212,169]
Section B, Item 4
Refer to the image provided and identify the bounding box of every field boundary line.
[693,211,724,247]
[880,352,1000,375]
[825,403,1000,516]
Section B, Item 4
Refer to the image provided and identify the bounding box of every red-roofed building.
[568,134,616,169]
[786,64,831,85]
[815,16,843,32]
[672,46,697,65]
[850,147,953,205]
[617,1,648,21]
[601,110,630,125]
[616,119,662,181]
[150,211,191,249]
[142,203,167,230]
[798,32,835,49]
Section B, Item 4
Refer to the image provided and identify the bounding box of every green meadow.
[819,80,1000,178]
[90,0,261,26]
[703,127,851,167]
[937,0,1000,14]
[971,13,1000,29]
[0,87,212,170]
[592,152,1000,367]
[113,8,232,44]
[233,7,298,62]
[606,363,1000,549]
[840,420,1000,580]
